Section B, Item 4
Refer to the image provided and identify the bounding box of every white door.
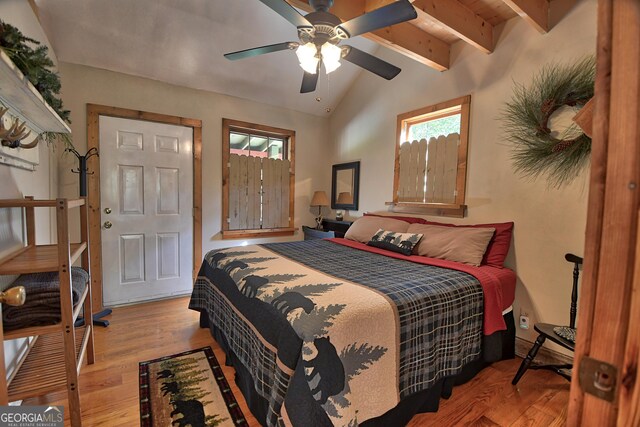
[99,116,193,306]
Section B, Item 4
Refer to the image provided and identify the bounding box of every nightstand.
[303,225,334,240]
[321,219,353,238]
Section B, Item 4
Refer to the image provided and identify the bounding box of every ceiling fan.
[224,0,418,93]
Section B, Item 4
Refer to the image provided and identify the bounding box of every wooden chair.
[512,253,583,385]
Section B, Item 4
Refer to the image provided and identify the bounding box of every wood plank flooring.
[23,297,569,426]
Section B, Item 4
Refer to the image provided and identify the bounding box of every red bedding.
[328,238,516,335]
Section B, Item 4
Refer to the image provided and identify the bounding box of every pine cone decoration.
[551,139,576,153]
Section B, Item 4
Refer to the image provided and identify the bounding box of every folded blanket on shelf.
[2,267,88,331]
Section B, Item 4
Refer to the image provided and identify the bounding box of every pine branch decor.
[0,19,70,123]
[501,56,595,187]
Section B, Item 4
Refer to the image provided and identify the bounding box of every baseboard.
[515,336,574,366]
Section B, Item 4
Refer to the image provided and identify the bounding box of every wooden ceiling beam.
[367,23,450,71]
[502,0,549,33]
[410,0,494,53]
[367,0,494,54]
[286,0,451,71]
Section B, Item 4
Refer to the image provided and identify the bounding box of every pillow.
[363,212,427,224]
[344,216,410,243]
[367,229,423,256]
[407,223,495,266]
[423,220,514,267]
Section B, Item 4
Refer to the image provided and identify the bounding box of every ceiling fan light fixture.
[321,42,342,73]
[296,42,319,74]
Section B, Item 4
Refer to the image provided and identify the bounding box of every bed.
[189,222,516,426]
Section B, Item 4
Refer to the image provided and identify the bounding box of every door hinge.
[226,218,231,224]
[579,356,618,402]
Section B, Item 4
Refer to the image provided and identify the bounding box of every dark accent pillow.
[367,229,423,256]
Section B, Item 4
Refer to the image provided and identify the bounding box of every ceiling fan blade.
[224,42,297,61]
[300,71,319,93]
[338,0,417,38]
[342,46,401,80]
[257,0,313,28]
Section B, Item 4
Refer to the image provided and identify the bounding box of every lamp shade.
[310,191,329,207]
[321,43,342,73]
[337,192,353,204]
[296,42,319,74]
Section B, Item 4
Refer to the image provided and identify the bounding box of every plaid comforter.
[189,239,484,426]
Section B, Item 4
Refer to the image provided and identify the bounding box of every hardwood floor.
[23,297,569,426]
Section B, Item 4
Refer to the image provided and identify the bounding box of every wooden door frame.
[86,104,203,311]
[567,0,640,424]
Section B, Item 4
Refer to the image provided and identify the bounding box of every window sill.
[221,227,298,240]
[385,202,466,218]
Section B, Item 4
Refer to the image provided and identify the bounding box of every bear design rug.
[139,347,246,426]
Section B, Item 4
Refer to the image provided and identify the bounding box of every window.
[222,119,295,238]
[392,95,470,217]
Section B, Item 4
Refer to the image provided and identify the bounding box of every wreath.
[502,56,595,187]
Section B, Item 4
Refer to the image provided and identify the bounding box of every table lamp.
[310,191,329,229]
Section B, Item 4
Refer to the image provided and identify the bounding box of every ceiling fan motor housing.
[298,11,348,46]
[309,0,334,12]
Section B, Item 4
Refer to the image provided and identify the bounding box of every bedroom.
[0,0,637,425]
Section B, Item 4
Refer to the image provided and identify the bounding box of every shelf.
[0,242,87,275]
[8,326,89,402]
[0,50,70,134]
[3,284,90,341]
[0,198,84,208]
[221,227,298,240]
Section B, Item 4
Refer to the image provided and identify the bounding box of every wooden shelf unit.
[0,197,95,426]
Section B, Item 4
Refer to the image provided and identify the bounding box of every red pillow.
[364,212,427,224]
[363,213,513,267]
[423,220,514,268]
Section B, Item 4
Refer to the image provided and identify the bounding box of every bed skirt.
[198,310,515,427]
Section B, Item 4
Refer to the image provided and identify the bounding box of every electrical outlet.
[519,315,530,330]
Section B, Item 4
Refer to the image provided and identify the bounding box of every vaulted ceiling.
[33,0,574,116]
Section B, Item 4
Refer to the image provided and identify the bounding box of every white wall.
[0,0,60,378]
[328,0,596,353]
[57,62,332,254]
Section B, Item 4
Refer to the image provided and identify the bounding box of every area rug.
[139,347,246,426]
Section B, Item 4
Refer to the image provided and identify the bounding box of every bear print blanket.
[189,239,485,426]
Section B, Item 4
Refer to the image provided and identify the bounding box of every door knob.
[103,221,113,229]
[104,207,112,214]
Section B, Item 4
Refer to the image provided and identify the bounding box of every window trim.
[222,118,296,239]
[391,95,471,218]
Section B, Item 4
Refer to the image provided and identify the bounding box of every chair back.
[565,253,583,329]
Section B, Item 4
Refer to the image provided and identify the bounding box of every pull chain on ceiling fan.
[224,0,417,93]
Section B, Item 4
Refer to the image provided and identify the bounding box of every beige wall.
[328,0,596,353]
[57,62,331,253]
